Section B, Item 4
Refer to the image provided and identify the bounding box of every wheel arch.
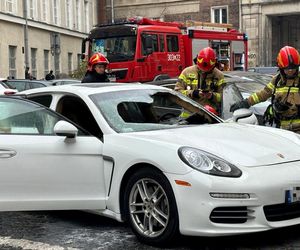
[119,163,163,221]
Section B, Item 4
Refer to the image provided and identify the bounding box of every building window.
[68,53,73,75]
[28,0,37,20]
[211,6,228,24]
[44,50,49,77]
[84,1,89,32]
[31,48,37,78]
[42,0,48,22]
[75,0,81,30]
[77,53,81,69]
[53,0,60,25]
[66,0,73,28]
[6,0,13,13]
[8,46,17,78]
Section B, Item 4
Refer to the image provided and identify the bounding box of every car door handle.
[0,149,17,158]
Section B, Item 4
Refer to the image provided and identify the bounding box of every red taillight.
[4,90,16,95]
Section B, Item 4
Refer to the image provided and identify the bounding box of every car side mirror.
[54,120,78,138]
[232,108,258,125]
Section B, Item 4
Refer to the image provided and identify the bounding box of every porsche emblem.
[277,153,285,159]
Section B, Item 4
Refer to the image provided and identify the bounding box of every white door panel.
[0,134,105,211]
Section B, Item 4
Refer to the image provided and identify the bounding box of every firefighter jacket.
[247,72,300,133]
[82,70,110,83]
[174,65,226,111]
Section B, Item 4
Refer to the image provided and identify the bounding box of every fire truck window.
[167,35,179,52]
[141,34,158,56]
[159,35,165,52]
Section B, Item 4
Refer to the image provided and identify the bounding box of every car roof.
[5,79,51,85]
[20,82,167,96]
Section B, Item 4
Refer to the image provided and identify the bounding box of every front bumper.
[165,161,300,236]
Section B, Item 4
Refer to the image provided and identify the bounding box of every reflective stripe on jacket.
[174,65,226,110]
[248,72,300,133]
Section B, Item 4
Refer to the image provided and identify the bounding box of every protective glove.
[199,91,213,100]
[192,89,200,98]
[192,89,213,99]
[230,99,250,112]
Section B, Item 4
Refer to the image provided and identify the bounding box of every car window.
[28,95,53,108]
[56,95,103,140]
[7,81,28,91]
[0,98,60,135]
[167,35,179,52]
[30,82,46,89]
[90,89,220,133]
[0,98,88,136]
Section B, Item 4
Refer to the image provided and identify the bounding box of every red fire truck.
[82,17,248,82]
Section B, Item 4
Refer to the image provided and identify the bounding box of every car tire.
[124,167,179,246]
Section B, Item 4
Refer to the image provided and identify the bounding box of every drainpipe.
[111,0,114,23]
[23,0,29,71]
[239,0,242,32]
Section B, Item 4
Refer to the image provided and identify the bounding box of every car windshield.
[90,89,220,133]
[91,36,136,62]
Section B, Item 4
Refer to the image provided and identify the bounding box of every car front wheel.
[124,168,179,246]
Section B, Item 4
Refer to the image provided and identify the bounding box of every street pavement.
[1,211,300,249]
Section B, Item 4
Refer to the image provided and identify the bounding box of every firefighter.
[230,46,300,133]
[82,52,110,83]
[175,47,226,113]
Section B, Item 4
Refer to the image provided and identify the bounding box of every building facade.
[105,0,240,30]
[0,0,98,80]
[241,0,300,67]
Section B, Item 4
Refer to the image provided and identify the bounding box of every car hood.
[123,123,300,167]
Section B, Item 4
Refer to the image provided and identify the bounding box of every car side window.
[28,95,53,108]
[56,95,104,140]
[30,82,46,89]
[141,34,158,56]
[7,81,27,91]
[0,98,60,135]
[166,35,179,52]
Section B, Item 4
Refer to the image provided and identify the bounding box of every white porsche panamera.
[2,83,300,245]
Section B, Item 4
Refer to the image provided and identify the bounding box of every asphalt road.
[0,211,300,249]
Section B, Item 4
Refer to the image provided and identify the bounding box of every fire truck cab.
[82,17,248,83]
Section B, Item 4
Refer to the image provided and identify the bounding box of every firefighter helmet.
[197,47,217,72]
[276,46,300,69]
[88,53,109,71]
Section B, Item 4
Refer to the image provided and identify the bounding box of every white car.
[1,83,300,246]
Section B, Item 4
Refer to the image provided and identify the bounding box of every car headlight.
[178,147,242,177]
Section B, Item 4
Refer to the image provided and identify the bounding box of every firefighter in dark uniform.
[230,46,300,133]
[175,47,226,114]
[82,52,110,83]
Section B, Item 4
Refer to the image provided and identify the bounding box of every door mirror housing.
[232,108,258,125]
[54,120,78,138]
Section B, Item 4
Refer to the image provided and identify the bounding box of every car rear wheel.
[124,168,179,246]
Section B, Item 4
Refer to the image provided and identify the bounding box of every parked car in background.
[3,79,51,92]
[49,79,81,86]
[3,83,300,245]
[0,81,18,95]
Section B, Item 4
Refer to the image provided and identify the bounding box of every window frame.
[31,48,37,78]
[211,5,228,24]
[8,45,17,79]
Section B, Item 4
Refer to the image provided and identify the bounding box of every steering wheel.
[159,113,177,121]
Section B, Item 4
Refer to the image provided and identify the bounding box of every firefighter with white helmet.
[230,46,300,133]
[82,52,110,83]
[175,47,226,114]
